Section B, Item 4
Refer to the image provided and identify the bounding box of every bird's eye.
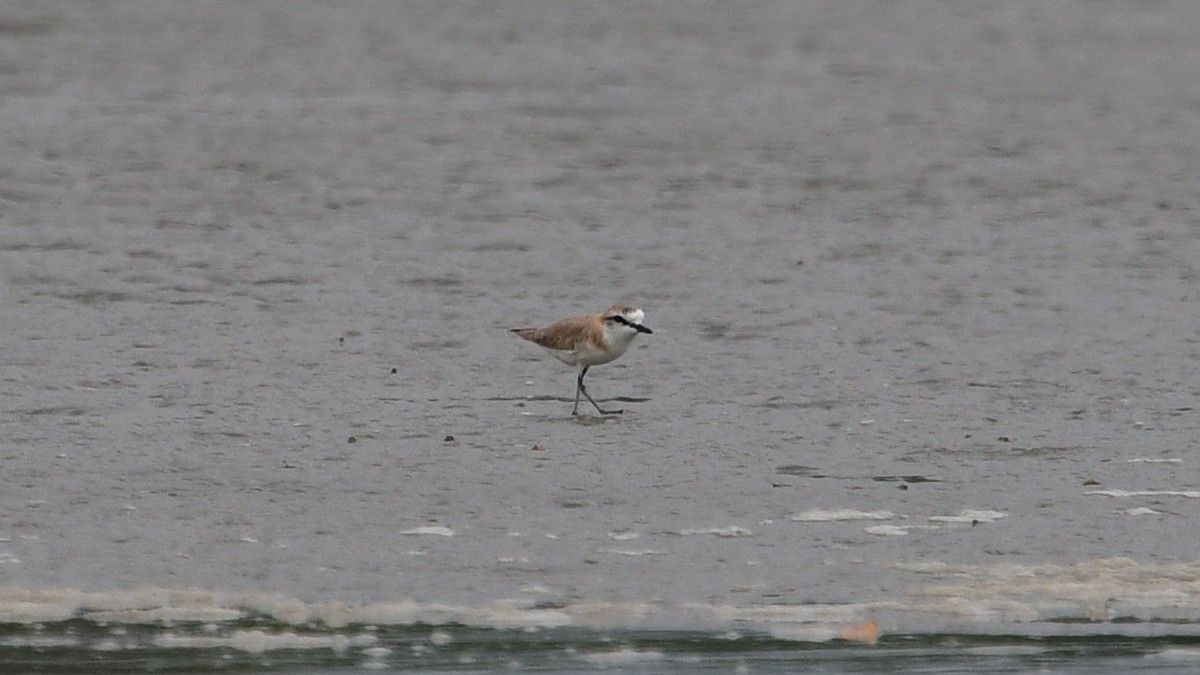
[608,315,630,326]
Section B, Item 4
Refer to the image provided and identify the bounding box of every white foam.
[790,509,896,522]
[901,557,1200,628]
[928,510,1008,523]
[678,526,753,537]
[152,630,367,655]
[1126,458,1183,464]
[893,561,955,574]
[86,606,245,624]
[767,624,843,642]
[1125,507,1162,516]
[0,635,82,648]
[579,647,664,665]
[865,525,911,536]
[0,598,83,624]
[1147,648,1200,662]
[335,600,573,631]
[1086,490,1200,498]
[0,589,875,636]
[471,605,573,630]
[8,564,1200,644]
[399,526,456,536]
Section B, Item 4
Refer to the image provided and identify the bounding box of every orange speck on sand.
[839,620,879,646]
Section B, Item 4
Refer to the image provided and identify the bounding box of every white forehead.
[623,308,645,324]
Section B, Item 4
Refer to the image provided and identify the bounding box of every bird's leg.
[577,365,623,415]
[571,366,584,415]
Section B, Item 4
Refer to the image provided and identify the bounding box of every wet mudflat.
[1,2,1199,670]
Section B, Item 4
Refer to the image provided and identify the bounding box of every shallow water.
[2,1,1200,671]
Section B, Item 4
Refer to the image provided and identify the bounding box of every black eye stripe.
[608,315,632,326]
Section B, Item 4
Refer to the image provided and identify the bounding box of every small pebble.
[532,443,545,452]
[348,436,357,444]
[443,435,455,442]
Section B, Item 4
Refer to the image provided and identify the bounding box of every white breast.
[576,322,639,366]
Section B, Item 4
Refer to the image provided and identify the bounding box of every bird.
[511,304,653,415]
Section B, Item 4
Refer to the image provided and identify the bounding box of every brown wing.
[510,314,598,351]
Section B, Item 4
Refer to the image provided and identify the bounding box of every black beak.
[610,314,654,334]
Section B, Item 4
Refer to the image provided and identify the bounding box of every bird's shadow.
[489,395,651,403]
